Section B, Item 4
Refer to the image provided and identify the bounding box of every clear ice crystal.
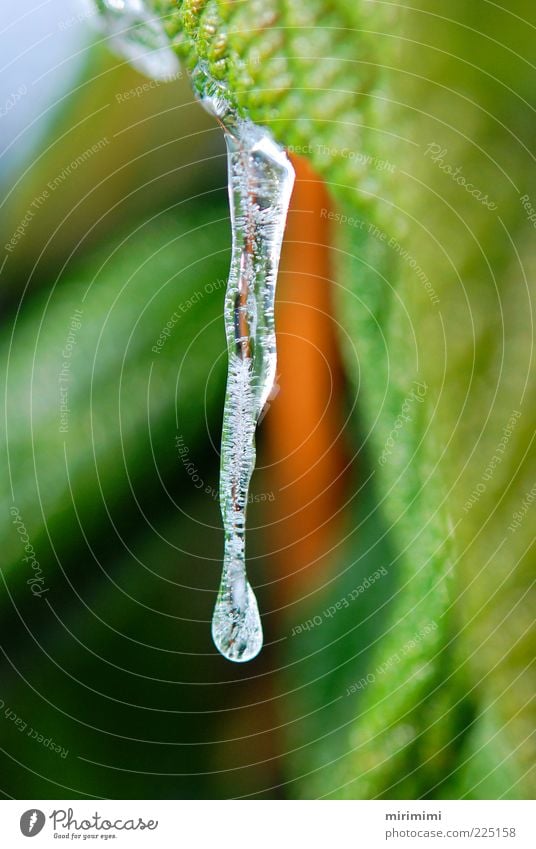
[199,74,295,662]
[94,0,180,79]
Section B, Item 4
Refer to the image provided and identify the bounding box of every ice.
[93,0,180,79]
[198,72,294,662]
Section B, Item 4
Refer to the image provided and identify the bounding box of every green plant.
[1,0,534,800]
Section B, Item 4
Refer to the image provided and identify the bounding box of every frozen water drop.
[93,0,180,79]
[211,563,263,663]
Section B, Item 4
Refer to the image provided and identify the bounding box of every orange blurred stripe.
[264,154,349,604]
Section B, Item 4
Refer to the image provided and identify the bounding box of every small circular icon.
[20,810,46,837]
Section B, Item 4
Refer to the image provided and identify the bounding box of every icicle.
[198,73,295,662]
[90,0,295,661]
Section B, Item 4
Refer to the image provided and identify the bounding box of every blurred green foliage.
[0,1,534,799]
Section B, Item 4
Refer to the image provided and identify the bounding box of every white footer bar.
[0,799,534,848]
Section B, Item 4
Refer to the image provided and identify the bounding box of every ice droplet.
[93,0,180,80]
[197,71,295,662]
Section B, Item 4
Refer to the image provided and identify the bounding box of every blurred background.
[0,0,534,800]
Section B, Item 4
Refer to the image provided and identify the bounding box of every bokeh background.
[0,0,534,799]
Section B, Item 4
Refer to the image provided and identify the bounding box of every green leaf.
[2,197,231,595]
